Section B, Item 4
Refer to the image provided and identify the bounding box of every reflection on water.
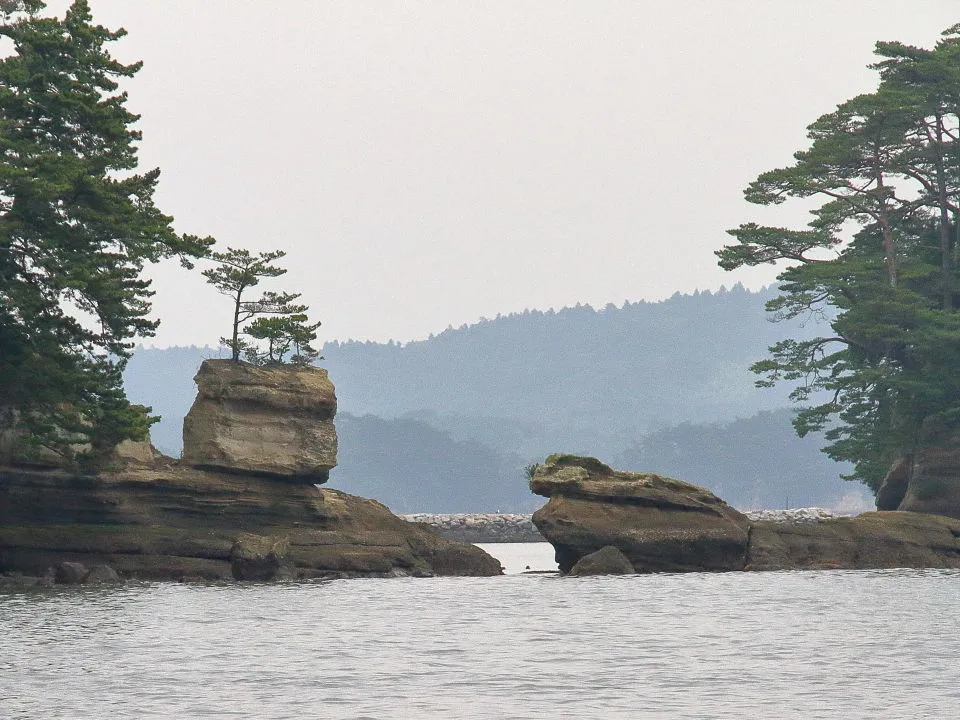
[2,563,959,719]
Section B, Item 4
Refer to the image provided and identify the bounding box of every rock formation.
[0,360,501,581]
[530,454,751,573]
[531,454,960,574]
[567,546,635,577]
[746,512,960,570]
[182,359,337,482]
[876,429,960,519]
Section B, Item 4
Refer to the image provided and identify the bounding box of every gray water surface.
[2,550,958,719]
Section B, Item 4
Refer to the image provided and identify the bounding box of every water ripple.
[2,556,959,719]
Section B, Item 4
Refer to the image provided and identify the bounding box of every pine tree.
[203,247,322,365]
[0,1,212,462]
[718,25,960,492]
[244,313,321,365]
[201,248,306,361]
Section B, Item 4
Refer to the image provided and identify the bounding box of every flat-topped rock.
[530,454,751,573]
[182,359,337,482]
[529,455,960,574]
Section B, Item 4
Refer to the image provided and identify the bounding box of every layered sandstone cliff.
[182,359,337,482]
[0,360,500,580]
[530,454,751,573]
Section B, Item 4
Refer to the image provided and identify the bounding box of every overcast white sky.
[43,1,960,345]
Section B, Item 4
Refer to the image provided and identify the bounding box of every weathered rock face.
[530,454,751,573]
[530,455,960,574]
[747,512,960,571]
[888,448,960,520]
[875,421,960,519]
[1,362,501,581]
[0,462,502,580]
[182,359,337,483]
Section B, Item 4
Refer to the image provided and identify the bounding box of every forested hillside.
[322,284,816,437]
[124,285,859,510]
[330,409,862,513]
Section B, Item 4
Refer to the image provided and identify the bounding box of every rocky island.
[0,360,501,584]
[530,454,960,575]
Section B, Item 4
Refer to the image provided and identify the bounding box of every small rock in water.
[82,564,121,584]
[568,546,635,577]
[54,561,89,585]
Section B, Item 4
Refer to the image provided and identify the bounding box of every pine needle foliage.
[0,1,213,463]
[718,25,960,491]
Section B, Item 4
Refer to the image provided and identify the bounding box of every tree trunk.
[933,115,953,310]
[874,160,897,288]
[231,291,241,361]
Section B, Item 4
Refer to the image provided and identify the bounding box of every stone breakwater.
[401,514,544,543]
[402,508,847,543]
[741,508,845,524]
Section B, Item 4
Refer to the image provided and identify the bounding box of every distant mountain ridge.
[318,283,825,454]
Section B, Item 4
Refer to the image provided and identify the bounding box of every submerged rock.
[530,454,751,574]
[83,564,121,584]
[54,561,89,585]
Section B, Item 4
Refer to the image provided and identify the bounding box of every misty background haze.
[38,1,960,346]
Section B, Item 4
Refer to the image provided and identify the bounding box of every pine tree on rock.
[244,313,321,366]
[718,24,960,492]
[202,247,321,365]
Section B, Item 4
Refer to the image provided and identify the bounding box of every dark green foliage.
[202,247,320,364]
[244,313,321,365]
[201,248,296,361]
[0,1,212,461]
[718,26,960,491]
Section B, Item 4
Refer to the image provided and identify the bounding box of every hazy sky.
[42,2,960,345]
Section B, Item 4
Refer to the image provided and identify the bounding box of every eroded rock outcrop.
[0,463,501,580]
[876,442,960,520]
[182,359,337,482]
[531,455,960,574]
[0,361,501,581]
[746,512,960,570]
[530,454,751,573]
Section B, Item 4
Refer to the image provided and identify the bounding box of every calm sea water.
[2,544,958,719]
